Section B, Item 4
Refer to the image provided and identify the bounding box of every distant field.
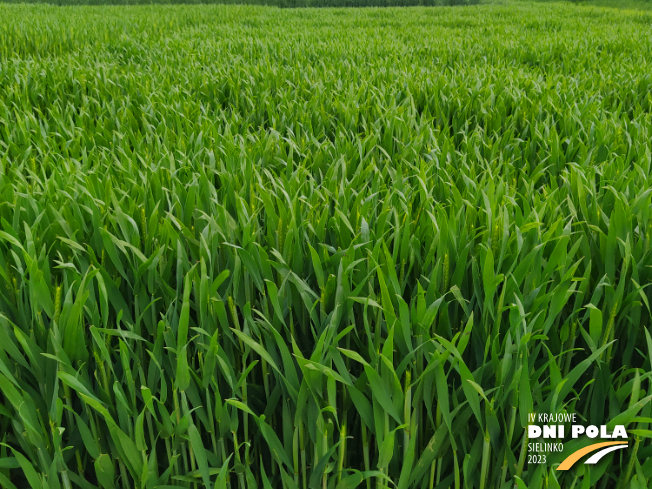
[544,0,652,10]
[0,0,476,7]
[1,2,652,489]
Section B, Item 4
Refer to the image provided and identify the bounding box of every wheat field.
[0,2,652,488]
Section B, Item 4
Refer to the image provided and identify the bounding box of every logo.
[527,412,629,471]
[556,442,628,471]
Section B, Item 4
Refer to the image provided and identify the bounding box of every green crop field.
[1,1,652,488]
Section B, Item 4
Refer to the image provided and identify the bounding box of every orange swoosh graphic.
[557,442,628,471]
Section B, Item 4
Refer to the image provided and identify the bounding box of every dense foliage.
[1,2,652,489]
[0,0,477,8]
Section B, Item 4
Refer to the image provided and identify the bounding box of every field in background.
[0,0,476,8]
[540,0,652,10]
[1,2,652,489]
